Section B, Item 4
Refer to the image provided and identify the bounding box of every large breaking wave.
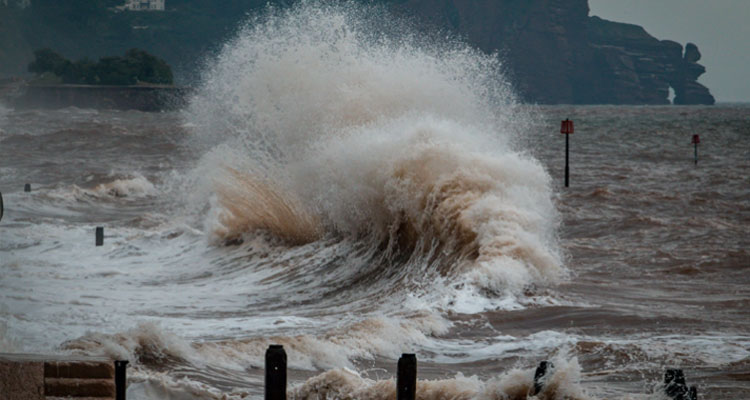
[186,1,563,297]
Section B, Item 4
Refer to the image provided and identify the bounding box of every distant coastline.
[0,0,717,105]
[1,83,190,111]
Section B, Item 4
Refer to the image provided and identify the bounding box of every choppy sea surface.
[1,4,749,399]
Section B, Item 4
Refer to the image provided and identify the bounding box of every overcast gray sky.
[589,0,750,102]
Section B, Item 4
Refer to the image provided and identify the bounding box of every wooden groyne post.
[397,353,417,400]
[665,369,698,400]
[532,360,553,395]
[115,360,129,400]
[265,344,287,400]
[96,227,104,246]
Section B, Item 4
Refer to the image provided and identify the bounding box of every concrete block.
[0,359,45,400]
[44,377,115,397]
[44,360,115,379]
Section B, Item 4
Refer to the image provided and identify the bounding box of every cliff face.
[585,17,714,105]
[1,0,715,105]
[390,0,715,104]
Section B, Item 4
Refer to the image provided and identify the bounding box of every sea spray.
[186,1,562,291]
[1,53,746,397]
[291,354,592,400]
[66,323,595,399]
[133,0,573,380]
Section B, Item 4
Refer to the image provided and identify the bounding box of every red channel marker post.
[692,134,700,165]
[561,119,574,187]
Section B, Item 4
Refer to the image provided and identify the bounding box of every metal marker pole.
[561,119,573,187]
[694,141,698,165]
[692,134,700,165]
[565,133,570,187]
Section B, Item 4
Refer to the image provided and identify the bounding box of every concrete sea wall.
[8,84,190,111]
[0,353,116,400]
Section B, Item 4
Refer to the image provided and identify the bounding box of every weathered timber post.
[265,344,287,400]
[533,360,553,396]
[96,227,104,246]
[115,360,128,400]
[397,353,417,400]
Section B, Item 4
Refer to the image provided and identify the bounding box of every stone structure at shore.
[3,84,189,111]
[0,353,117,399]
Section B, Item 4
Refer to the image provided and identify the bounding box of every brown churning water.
[0,2,749,399]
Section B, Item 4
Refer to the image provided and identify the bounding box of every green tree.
[124,48,173,84]
[61,58,97,84]
[95,56,137,85]
[27,47,174,86]
[27,48,71,76]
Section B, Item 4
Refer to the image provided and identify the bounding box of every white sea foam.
[186,1,562,296]
[2,3,575,398]
[91,174,157,199]
[164,0,570,375]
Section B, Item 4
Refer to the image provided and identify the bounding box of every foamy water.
[1,2,749,399]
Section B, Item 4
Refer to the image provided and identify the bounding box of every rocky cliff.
[389,0,715,104]
[1,0,715,105]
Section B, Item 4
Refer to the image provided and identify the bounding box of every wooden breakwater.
[4,84,191,112]
[0,348,699,399]
[0,353,127,400]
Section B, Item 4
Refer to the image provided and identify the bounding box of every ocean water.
[1,3,749,399]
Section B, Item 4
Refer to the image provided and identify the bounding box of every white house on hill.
[122,0,165,11]
[1,0,31,8]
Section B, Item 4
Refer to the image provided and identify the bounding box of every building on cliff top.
[121,0,164,11]
[1,0,31,8]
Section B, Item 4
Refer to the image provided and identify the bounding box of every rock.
[387,0,715,105]
[672,43,715,104]
[674,81,715,105]
[3,0,714,105]
[684,43,701,63]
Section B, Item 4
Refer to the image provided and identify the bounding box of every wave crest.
[214,167,322,245]
[186,1,561,293]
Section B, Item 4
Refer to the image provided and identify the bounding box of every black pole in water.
[265,344,286,400]
[533,360,553,396]
[565,133,570,187]
[560,119,574,187]
[397,353,417,400]
[115,360,128,400]
[0,191,4,222]
[694,142,698,165]
[24,183,31,192]
[692,134,700,165]
[96,227,104,246]
[664,369,689,400]
[689,386,698,400]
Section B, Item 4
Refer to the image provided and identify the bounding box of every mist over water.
[1,2,749,399]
